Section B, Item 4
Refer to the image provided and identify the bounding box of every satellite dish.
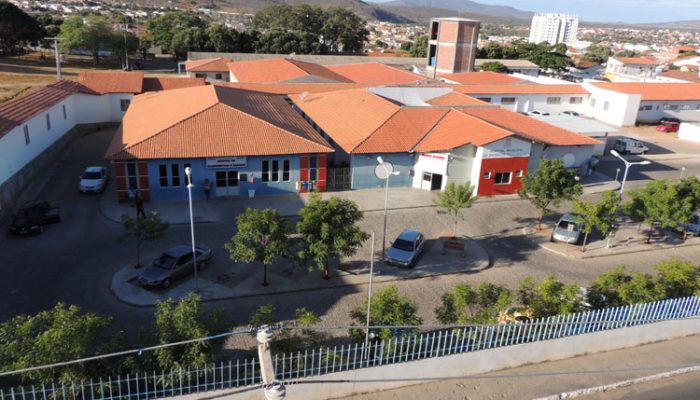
[374,161,394,179]
[562,153,576,168]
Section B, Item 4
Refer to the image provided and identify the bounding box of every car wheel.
[197,261,207,271]
[162,279,171,289]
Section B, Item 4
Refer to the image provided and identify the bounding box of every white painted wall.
[482,93,590,115]
[583,83,639,126]
[73,93,132,124]
[636,100,700,124]
[0,97,78,185]
[543,145,595,169]
[187,71,229,82]
[412,152,449,190]
[678,123,700,143]
[470,147,484,195]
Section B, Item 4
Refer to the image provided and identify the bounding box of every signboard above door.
[206,157,247,169]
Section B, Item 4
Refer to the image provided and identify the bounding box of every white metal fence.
[2,295,699,400]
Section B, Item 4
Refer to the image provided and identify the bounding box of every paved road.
[1,127,698,342]
[589,370,700,400]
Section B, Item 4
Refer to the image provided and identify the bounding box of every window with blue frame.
[159,164,168,187]
[171,164,180,186]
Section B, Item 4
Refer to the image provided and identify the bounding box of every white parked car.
[79,166,109,193]
[552,214,584,244]
[613,138,649,155]
[527,110,550,116]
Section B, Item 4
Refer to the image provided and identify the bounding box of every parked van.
[613,138,649,155]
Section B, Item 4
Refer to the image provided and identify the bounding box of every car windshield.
[692,215,700,225]
[392,238,415,252]
[557,220,579,231]
[82,172,102,179]
[154,254,176,269]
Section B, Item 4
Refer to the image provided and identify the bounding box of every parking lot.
[1,126,699,339]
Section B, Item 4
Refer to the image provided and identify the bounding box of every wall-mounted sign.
[206,157,247,169]
[482,137,530,159]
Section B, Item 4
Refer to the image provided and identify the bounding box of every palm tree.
[435,182,477,238]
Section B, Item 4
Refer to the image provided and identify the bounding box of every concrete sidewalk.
[343,334,700,400]
[99,188,439,225]
[111,236,491,306]
[99,175,618,226]
[523,221,700,260]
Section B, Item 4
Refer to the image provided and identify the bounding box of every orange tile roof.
[657,70,700,83]
[0,80,95,138]
[105,85,333,160]
[439,71,525,85]
[325,63,425,85]
[293,88,401,152]
[78,72,144,94]
[426,92,491,107]
[414,109,513,152]
[221,82,365,94]
[185,58,232,72]
[227,58,352,83]
[353,108,448,154]
[455,84,589,95]
[142,76,206,92]
[592,82,700,101]
[612,57,659,65]
[461,108,601,146]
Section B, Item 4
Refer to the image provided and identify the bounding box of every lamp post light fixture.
[376,156,400,260]
[615,167,621,182]
[609,150,651,195]
[185,166,199,292]
[681,167,686,179]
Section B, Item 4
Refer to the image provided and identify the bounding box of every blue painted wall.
[147,155,302,201]
[351,153,415,190]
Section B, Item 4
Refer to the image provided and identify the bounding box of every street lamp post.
[609,150,651,195]
[376,157,400,260]
[185,167,199,292]
[681,167,686,179]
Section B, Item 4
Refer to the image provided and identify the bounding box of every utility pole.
[49,37,62,80]
[122,24,130,70]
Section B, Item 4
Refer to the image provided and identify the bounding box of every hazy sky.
[369,0,700,23]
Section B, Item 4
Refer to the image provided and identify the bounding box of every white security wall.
[678,123,700,143]
[481,93,590,115]
[637,100,700,124]
[583,83,639,126]
[0,97,78,185]
[543,145,594,169]
[73,93,133,124]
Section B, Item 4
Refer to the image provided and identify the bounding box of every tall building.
[426,18,480,78]
[528,13,579,45]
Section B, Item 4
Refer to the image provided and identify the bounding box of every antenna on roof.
[298,91,309,102]
[289,52,296,59]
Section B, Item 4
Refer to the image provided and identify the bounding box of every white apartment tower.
[528,13,579,45]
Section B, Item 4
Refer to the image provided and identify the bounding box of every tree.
[322,7,368,53]
[225,208,290,287]
[409,35,428,58]
[206,24,241,53]
[582,44,612,63]
[654,259,700,299]
[618,272,663,304]
[478,61,508,73]
[59,15,116,66]
[254,29,322,55]
[572,191,620,250]
[121,211,169,267]
[587,266,630,308]
[624,180,696,243]
[615,49,642,58]
[0,2,43,55]
[296,194,369,280]
[171,27,209,60]
[435,182,477,238]
[519,159,583,230]
[146,11,206,57]
[153,293,220,370]
[349,286,421,342]
[435,282,512,324]
[0,304,111,384]
[518,276,587,318]
[249,304,278,327]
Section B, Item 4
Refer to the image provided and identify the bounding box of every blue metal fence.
[2,296,699,400]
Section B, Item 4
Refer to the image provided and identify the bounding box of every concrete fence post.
[256,325,285,400]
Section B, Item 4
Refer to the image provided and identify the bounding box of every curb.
[110,239,493,307]
[534,365,700,399]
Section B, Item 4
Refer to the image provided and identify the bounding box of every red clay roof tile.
[142,77,206,92]
[325,63,424,85]
[185,58,232,72]
[414,109,513,152]
[78,72,144,94]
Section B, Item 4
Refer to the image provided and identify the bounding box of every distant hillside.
[376,0,533,20]
[637,20,700,31]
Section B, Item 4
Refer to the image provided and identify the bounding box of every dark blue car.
[386,229,426,268]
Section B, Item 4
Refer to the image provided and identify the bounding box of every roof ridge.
[408,108,452,153]
[216,94,332,152]
[349,107,403,153]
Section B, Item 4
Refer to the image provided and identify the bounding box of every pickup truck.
[10,200,61,235]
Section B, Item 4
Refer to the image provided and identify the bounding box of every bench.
[442,239,466,256]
